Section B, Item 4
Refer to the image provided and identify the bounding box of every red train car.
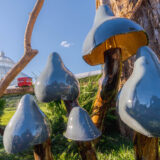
[17,77,32,87]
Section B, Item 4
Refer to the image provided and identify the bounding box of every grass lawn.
[0,75,135,160]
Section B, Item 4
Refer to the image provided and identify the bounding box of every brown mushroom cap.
[82,5,148,66]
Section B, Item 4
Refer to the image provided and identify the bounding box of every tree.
[96,0,160,159]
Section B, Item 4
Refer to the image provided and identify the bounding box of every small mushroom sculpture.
[64,106,101,141]
[3,94,51,154]
[118,46,160,137]
[35,52,101,141]
[35,52,79,102]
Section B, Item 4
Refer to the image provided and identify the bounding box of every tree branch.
[0,0,44,98]
[24,0,44,51]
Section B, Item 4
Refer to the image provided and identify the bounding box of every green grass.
[0,75,135,160]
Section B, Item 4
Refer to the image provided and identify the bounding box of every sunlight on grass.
[0,109,15,126]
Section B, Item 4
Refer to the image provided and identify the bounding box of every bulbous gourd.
[3,94,50,153]
[35,52,80,102]
[118,46,160,137]
[64,106,101,141]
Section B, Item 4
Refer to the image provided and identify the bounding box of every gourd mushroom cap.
[35,52,80,102]
[64,106,101,141]
[82,5,148,66]
[118,46,160,137]
[3,94,51,153]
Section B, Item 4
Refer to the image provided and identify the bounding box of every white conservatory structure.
[0,51,29,87]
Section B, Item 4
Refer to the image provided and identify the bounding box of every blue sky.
[0,0,101,77]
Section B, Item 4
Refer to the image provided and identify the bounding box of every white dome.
[0,51,29,86]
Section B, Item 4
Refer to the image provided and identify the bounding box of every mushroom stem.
[63,100,98,160]
[64,100,79,114]
[91,48,122,131]
[33,138,53,160]
[133,132,159,160]
[78,142,97,160]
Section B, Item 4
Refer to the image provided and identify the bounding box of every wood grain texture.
[34,138,53,160]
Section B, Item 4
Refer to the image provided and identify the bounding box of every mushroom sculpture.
[35,52,79,102]
[35,52,101,159]
[64,106,101,141]
[82,4,148,131]
[118,46,160,137]
[3,94,52,159]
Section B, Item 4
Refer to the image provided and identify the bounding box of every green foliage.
[78,75,101,113]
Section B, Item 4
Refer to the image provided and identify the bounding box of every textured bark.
[104,0,160,56]
[0,0,44,98]
[78,142,97,160]
[102,0,160,159]
[34,138,54,160]
[133,132,159,160]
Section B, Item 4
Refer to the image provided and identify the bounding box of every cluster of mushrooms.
[3,52,101,154]
[2,4,160,158]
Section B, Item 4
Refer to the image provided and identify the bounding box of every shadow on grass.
[97,133,133,153]
[96,107,134,158]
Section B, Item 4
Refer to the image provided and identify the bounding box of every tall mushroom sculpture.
[35,52,101,160]
[3,94,53,160]
[82,4,148,132]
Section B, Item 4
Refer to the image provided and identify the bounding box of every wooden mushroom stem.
[34,138,54,160]
[63,100,98,160]
[78,141,97,160]
[64,100,79,114]
[0,0,44,98]
[133,132,159,160]
[91,48,122,131]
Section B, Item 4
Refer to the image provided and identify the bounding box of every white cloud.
[60,41,72,48]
